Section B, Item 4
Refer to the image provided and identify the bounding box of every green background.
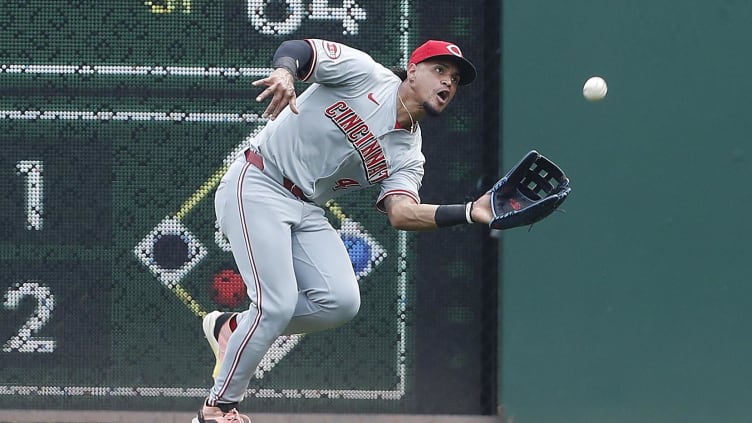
[500,1,752,422]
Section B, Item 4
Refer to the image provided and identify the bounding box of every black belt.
[244,149,311,203]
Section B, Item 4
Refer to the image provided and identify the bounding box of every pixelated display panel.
[0,0,491,414]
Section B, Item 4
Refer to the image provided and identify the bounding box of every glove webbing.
[520,162,565,199]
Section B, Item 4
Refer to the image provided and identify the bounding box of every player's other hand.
[252,68,299,119]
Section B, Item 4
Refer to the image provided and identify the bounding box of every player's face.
[413,59,461,116]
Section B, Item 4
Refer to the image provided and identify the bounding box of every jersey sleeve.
[303,39,378,88]
[375,155,425,213]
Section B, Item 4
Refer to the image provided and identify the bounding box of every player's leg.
[282,205,360,335]
[205,160,300,409]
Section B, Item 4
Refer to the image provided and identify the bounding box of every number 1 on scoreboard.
[16,160,44,231]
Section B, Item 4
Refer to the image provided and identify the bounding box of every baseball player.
[193,38,494,423]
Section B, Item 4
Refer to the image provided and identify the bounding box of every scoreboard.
[0,0,495,414]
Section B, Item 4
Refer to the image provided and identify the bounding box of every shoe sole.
[192,408,252,423]
[202,311,223,378]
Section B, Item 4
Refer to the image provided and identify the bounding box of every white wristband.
[465,201,474,224]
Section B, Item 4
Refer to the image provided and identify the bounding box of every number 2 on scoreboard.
[2,282,56,353]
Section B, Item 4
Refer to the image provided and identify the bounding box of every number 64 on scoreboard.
[147,0,367,36]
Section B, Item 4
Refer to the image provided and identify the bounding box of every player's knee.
[336,290,360,322]
[316,288,360,324]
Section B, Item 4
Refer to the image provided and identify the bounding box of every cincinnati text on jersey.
[324,101,389,184]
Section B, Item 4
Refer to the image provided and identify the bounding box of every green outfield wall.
[500,1,752,422]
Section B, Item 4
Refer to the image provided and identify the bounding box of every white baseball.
[583,76,608,101]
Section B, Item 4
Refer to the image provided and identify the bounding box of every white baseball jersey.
[250,39,426,210]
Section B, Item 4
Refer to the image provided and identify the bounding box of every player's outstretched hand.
[470,192,493,225]
[252,68,299,119]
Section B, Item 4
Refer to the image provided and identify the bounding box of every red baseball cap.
[409,40,477,85]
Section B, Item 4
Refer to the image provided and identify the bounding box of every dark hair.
[391,67,407,81]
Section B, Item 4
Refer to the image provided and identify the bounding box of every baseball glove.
[489,150,571,230]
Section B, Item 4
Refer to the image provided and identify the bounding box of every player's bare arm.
[383,194,438,231]
[384,193,493,231]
